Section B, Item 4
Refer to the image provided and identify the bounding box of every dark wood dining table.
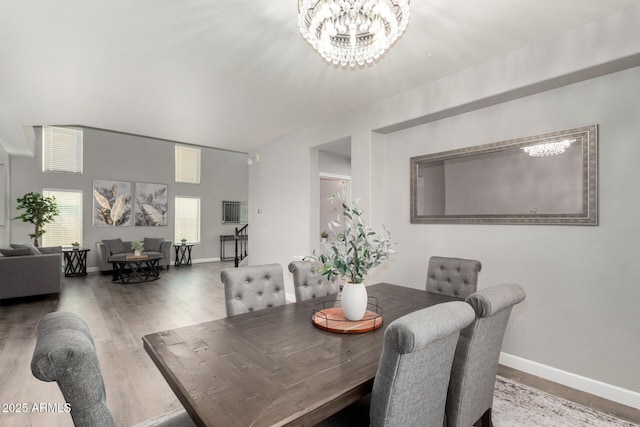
[142,283,460,427]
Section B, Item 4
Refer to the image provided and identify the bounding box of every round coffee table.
[109,253,162,284]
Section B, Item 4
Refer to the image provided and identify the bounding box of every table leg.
[112,262,123,282]
[185,246,192,266]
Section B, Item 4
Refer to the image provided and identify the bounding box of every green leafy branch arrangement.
[13,192,59,247]
[319,193,394,284]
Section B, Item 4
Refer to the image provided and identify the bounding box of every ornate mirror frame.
[410,124,598,225]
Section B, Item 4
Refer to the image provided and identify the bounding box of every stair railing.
[234,224,248,267]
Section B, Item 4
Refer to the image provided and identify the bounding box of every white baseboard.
[192,257,220,264]
[499,352,640,409]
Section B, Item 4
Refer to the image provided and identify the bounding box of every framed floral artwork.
[134,182,168,226]
[93,179,132,227]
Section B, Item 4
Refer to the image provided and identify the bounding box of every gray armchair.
[288,260,339,302]
[426,256,482,298]
[319,301,476,427]
[220,263,286,316]
[446,284,526,427]
[30,311,195,427]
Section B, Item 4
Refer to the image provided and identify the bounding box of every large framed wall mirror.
[410,124,597,225]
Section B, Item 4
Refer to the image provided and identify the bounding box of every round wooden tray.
[312,307,383,334]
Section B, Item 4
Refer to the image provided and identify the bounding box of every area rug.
[493,376,639,427]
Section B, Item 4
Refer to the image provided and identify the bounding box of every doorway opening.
[316,138,351,254]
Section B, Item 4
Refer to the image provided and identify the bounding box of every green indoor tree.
[13,192,59,247]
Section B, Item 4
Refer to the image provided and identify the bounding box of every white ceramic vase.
[134,250,142,256]
[341,282,368,321]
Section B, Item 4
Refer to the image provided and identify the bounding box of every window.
[42,189,83,247]
[222,201,248,224]
[175,197,200,243]
[175,145,201,184]
[42,126,83,174]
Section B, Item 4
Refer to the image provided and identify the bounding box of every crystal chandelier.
[298,0,411,68]
[522,139,577,157]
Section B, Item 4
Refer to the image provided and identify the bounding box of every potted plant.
[131,240,145,256]
[319,193,394,320]
[181,238,188,245]
[71,242,80,250]
[320,230,328,243]
[12,192,59,247]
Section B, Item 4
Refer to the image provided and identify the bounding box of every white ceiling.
[2,0,640,156]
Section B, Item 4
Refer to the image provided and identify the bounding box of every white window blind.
[42,126,83,174]
[175,196,200,243]
[175,145,201,184]
[42,189,83,247]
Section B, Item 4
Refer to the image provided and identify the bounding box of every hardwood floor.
[0,262,637,426]
[0,262,231,427]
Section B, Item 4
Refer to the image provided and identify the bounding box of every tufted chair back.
[288,261,340,302]
[221,263,287,316]
[446,284,526,427]
[426,256,482,298]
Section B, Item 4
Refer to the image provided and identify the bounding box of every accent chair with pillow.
[95,238,171,273]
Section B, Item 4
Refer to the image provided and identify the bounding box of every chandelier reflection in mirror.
[298,0,411,68]
[522,138,576,157]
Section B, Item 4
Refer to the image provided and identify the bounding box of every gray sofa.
[96,238,172,273]
[0,246,62,300]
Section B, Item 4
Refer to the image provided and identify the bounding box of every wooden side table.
[173,243,193,267]
[62,248,90,277]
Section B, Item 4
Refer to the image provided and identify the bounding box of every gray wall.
[319,151,351,176]
[247,7,640,404]
[382,66,640,393]
[10,128,248,269]
[0,144,9,246]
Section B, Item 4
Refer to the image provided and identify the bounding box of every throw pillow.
[0,248,33,257]
[143,237,163,253]
[103,238,127,254]
[11,242,42,255]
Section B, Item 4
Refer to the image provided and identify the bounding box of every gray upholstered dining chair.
[446,283,526,427]
[30,311,195,427]
[426,256,482,298]
[318,301,476,427]
[288,260,340,302]
[221,263,287,316]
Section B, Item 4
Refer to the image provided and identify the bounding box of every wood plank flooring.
[0,262,230,427]
[0,262,636,426]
